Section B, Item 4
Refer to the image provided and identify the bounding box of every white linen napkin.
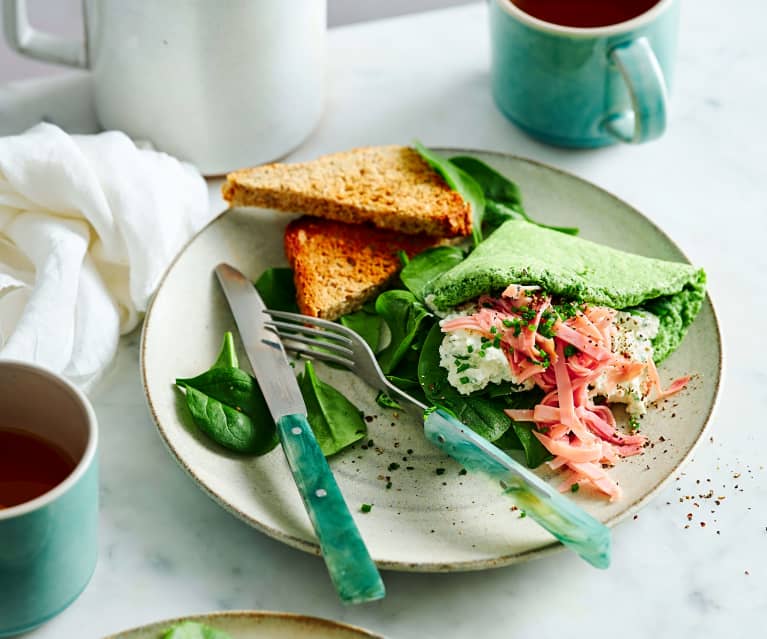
[0,123,215,390]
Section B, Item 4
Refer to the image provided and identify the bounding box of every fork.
[265,309,612,569]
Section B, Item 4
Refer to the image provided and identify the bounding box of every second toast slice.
[284,216,444,320]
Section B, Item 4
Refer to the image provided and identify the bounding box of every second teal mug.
[0,361,99,637]
[489,0,680,147]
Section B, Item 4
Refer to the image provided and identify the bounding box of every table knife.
[215,263,385,604]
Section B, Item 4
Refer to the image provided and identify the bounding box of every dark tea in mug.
[0,428,76,509]
[511,0,660,28]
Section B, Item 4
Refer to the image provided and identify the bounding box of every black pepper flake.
[364,415,374,423]
[436,468,446,475]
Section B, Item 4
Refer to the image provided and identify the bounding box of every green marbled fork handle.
[276,413,386,604]
[424,409,611,569]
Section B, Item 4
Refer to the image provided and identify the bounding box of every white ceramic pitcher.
[2,0,326,175]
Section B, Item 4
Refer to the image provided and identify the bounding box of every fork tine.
[264,320,353,345]
[282,342,355,369]
[271,330,354,357]
[266,309,353,335]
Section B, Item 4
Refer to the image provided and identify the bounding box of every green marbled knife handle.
[276,413,385,604]
[423,409,611,569]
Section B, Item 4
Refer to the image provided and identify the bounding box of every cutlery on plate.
[265,309,612,569]
[214,263,386,604]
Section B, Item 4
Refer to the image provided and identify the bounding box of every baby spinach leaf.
[340,307,384,352]
[413,141,486,246]
[181,385,275,454]
[417,324,511,443]
[212,331,238,368]
[400,246,465,302]
[450,155,524,212]
[375,290,432,374]
[254,267,299,312]
[498,389,552,468]
[298,361,367,456]
[176,333,278,455]
[449,155,579,237]
[510,422,553,468]
[176,367,264,419]
[161,621,232,639]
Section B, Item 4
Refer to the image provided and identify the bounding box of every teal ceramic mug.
[0,361,98,637]
[489,0,680,147]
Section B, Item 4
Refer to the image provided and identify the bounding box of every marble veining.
[6,1,765,637]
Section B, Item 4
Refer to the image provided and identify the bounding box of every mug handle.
[2,0,87,67]
[605,37,667,144]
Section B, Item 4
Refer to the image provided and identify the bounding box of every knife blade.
[215,263,385,604]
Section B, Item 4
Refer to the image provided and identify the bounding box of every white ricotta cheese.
[593,310,660,415]
[439,312,534,396]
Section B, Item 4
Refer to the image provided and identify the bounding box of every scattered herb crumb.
[388,462,400,471]
[436,468,446,476]
[360,503,373,513]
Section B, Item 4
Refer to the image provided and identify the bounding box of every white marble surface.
[8,2,766,637]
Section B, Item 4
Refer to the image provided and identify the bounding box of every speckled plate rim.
[140,148,723,572]
[102,610,384,639]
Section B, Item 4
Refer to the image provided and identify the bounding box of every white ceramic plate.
[105,611,382,639]
[141,150,722,571]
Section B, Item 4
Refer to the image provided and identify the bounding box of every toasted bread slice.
[284,216,443,319]
[223,145,471,238]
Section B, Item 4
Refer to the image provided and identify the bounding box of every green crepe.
[424,220,706,363]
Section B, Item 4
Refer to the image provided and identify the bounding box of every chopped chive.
[571,483,580,493]
[467,345,474,353]
[360,503,373,513]
[456,363,471,373]
[493,337,501,348]
[490,326,497,334]
[459,376,470,384]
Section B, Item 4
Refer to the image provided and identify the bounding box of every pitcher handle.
[605,37,667,144]
[3,0,87,68]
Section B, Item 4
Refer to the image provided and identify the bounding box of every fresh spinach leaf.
[176,367,265,419]
[400,246,465,302]
[499,389,552,468]
[417,324,511,443]
[212,331,238,368]
[340,307,384,352]
[413,141,486,246]
[375,290,432,375]
[511,421,553,468]
[176,333,278,455]
[181,385,275,454]
[161,621,232,639]
[298,361,367,456]
[449,155,579,236]
[450,155,524,212]
[254,267,299,312]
